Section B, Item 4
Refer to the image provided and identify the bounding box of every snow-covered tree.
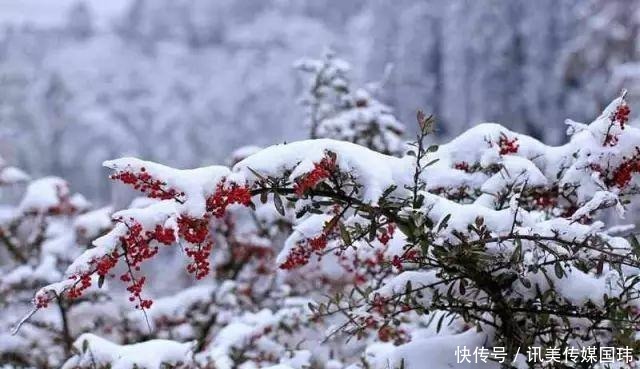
[18,94,640,369]
[296,51,405,155]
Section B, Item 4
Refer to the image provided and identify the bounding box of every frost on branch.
[25,94,640,369]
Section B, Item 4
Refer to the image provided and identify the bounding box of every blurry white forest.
[0,0,639,202]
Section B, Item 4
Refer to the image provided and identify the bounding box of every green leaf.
[510,239,522,265]
[435,313,446,333]
[82,339,89,353]
[260,191,268,204]
[426,145,439,153]
[459,279,466,295]
[396,222,415,238]
[405,281,412,295]
[437,214,451,232]
[630,235,640,256]
[554,262,564,279]
[273,193,285,216]
[368,221,377,241]
[98,274,105,288]
[424,158,440,167]
[339,223,352,245]
[307,303,316,313]
[381,185,397,199]
[295,207,308,219]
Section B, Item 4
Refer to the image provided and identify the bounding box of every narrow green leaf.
[630,235,640,256]
[554,262,564,279]
[436,313,445,333]
[273,193,285,216]
[339,223,352,245]
[520,277,532,289]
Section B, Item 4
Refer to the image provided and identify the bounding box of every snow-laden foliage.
[10,94,640,369]
[296,51,405,155]
[0,158,28,187]
[0,172,117,367]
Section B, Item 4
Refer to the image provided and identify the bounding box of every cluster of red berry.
[377,325,409,344]
[35,293,53,308]
[150,224,176,245]
[377,224,395,245]
[613,103,631,129]
[279,243,312,270]
[66,274,92,300]
[603,103,631,146]
[95,253,119,277]
[590,148,640,189]
[454,162,470,172]
[391,249,420,271]
[604,134,619,147]
[185,241,213,280]
[610,150,640,189]
[111,167,182,200]
[294,153,337,195]
[279,234,328,270]
[533,191,557,209]
[126,277,152,309]
[498,133,519,155]
[177,215,209,244]
[46,184,78,216]
[206,181,253,217]
[121,222,159,265]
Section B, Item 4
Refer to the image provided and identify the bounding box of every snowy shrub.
[296,51,405,156]
[8,93,640,369]
[0,173,116,368]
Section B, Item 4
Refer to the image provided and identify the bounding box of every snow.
[0,166,29,185]
[235,139,412,204]
[0,1,639,367]
[73,206,113,239]
[570,191,623,221]
[375,271,439,306]
[104,157,231,217]
[3,23,640,365]
[62,333,194,369]
[17,177,68,213]
[378,329,498,369]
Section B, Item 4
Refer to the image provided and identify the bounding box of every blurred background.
[0,0,638,203]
